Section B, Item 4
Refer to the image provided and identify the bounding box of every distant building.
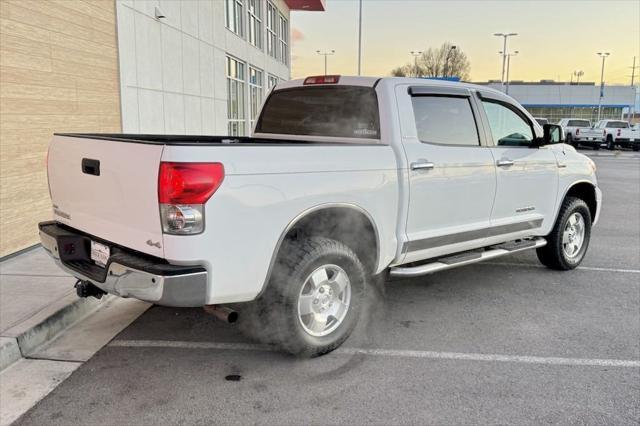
[475,81,637,124]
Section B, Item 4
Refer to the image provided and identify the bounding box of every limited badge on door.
[90,240,110,267]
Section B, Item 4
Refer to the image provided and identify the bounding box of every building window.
[225,0,244,37]
[278,13,289,65]
[247,0,262,49]
[267,74,279,91]
[227,56,246,136]
[266,2,278,59]
[249,66,264,129]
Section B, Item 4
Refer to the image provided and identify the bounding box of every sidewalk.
[0,247,91,368]
[0,247,149,425]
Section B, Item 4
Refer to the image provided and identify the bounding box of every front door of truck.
[476,94,558,239]
[397,85,497,264]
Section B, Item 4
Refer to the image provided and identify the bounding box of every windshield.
[256,86,380,139]
[567,120,590,127]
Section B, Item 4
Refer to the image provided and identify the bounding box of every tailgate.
[48,135,165,257]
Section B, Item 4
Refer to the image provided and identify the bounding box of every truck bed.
[53,133,373,146]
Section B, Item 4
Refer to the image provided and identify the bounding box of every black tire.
[537,197,591,270]
[243,237,367,357]
[566,134,575,147]
[633,145,640,152]
[593,143,600,151]
[606,135,615,150]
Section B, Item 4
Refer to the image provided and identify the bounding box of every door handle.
[496,159,514,167]
[557,162,567,168]
[411,160,435,171]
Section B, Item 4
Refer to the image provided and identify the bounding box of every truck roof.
[277,75,508,98]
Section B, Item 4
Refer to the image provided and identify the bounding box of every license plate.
[90,240,110,266]
[631,139,635,142]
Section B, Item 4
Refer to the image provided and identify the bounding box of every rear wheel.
[537,197,591,270]
[243,237,367,357]
[606,135,615,150]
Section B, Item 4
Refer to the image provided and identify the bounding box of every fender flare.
[256,202,382,298]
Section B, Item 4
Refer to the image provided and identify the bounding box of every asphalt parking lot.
[16,150,640,425]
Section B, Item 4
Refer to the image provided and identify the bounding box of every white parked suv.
[40,76,602,356]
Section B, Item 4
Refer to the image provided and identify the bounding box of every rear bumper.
[38,222,207,307]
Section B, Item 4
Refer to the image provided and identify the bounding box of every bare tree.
[390,42,471,80]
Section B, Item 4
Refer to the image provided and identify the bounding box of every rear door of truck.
[47,134,165,257]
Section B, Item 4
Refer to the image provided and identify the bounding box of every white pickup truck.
[558,118,605,150]
[580,119,639,151]
[40,76,602,356]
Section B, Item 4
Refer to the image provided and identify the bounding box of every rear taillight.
[158,162,224,235]
[603,130,606,136]
[617,129,621,136]
[576,129,580,135]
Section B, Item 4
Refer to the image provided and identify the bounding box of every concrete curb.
[0,294,110,371]
[0,337,21,370]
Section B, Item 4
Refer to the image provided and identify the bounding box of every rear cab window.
[606,121,629,129]
[568,120,591,127]
[255,86,380,140]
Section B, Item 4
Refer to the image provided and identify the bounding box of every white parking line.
[109,340,640,368]
[482,261,640,274]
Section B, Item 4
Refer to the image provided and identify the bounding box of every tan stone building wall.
[0,0,121,257]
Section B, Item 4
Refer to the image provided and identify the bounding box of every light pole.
[357,0,362,75]
[494,33,518,87]
[498,50,518,94]
[316,50,335,75]
[410,51,422,77]
[597,52,610,121]
[443,45,457,78]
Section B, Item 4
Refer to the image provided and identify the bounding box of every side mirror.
[543,124,563,145]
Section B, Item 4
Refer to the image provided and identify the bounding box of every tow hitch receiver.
[74,280,107,299]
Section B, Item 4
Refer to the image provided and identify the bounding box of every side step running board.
[390,237,547,278]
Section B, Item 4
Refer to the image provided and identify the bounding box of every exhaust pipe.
[203,305,238,323]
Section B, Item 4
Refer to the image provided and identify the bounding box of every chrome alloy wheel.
[562,212,586,258]
[297,264,351,337]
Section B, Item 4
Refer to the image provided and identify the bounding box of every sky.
[289,0,640,84]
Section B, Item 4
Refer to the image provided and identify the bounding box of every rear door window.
[411,96,480,146]
[256,86,380,139]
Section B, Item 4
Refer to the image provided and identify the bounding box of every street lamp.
[410,51,422,77]
[316,50,335,76]
[494,32,518,87]
[597,52,610,121]
[444,45,457,78]
[502,50,519,94]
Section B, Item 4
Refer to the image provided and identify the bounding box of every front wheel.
[247,237,367,357]
[537,197,591,270]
